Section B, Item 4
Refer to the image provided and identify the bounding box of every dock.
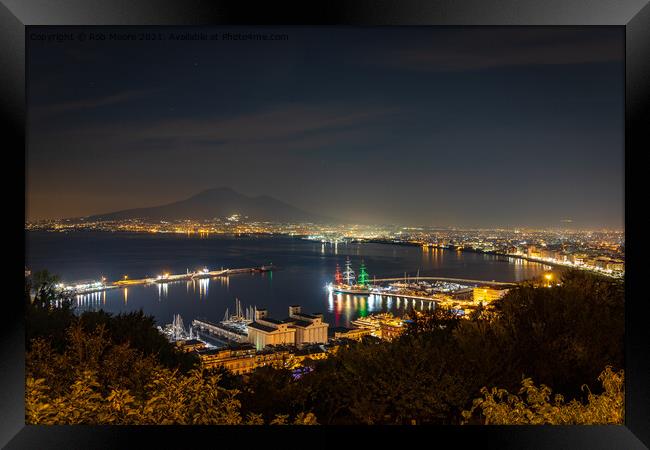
[64,266,275,295]
[192,318,249,344]
[369,291,445,303]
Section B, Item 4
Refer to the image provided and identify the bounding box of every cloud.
[27,101,403,164]
[374,29,622,72]
[130,103,398,146]
[30,102,399,157]
[31,88,158,118]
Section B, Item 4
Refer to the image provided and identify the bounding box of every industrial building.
[472,286,510,304]
[284,305,329,345]
[246,305,329,350]
[247,308,297,350]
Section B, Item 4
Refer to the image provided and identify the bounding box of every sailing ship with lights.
[327,257,373,295]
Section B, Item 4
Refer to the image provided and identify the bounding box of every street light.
[544,273,553,287]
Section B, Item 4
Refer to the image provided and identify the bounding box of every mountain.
[84,187,335,223]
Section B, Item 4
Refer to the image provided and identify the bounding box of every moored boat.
[327,257,373,295]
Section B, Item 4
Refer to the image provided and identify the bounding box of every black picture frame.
[5,1,649,448]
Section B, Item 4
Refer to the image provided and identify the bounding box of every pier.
[368,291,446,303]
[192,318,248,344]
[328,262,517,304]
[61,266,275,295]
[371,276,518,287]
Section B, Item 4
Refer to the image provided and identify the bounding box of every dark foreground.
[25,270,623,425]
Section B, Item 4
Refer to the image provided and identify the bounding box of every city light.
[544,273,554,287]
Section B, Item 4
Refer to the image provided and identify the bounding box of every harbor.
[155,258,516,353]
[54,265,278,296]
[27,233,547,331]
[158,298,257,349]
[326,257,515,305]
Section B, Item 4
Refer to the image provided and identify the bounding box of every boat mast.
[358,260,369,286]
[343,257,356,285]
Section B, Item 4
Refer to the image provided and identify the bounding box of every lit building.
[284,305,329,345]
[608,261,624,271]
[586,258,601,268]
[290,344,328,366]
[331,326,373,341]
[379,319,407,341]
[595,258,610,270]
[196,344,257,374]
[255,348,292,369]
[175,338,206,353]
[247,309,296,351]
[450,288,474,301]
[246,306,329,350]
[571,254,586,265]
[540,248,555,259]
[473,286,510,304]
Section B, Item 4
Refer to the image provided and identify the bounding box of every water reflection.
[157,283,168,300]
[48,235,548,329]
[75,291,105,309]
[343,295,349,324]
[358,297,367,318]
[335,292,342,325]
[217,276,230,289]
[328,292,439,327]
[198,278,209,299]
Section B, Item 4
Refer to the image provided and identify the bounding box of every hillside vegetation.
[25,269,624,425]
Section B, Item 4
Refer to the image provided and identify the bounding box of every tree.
[236,366,296,421]
[29,270,61,308]
[293,412,319,425]
[490,269,624,397]
[26,267,623,426]
[268,413,318,425]
[462,367,624,425]
[26,320,243,425]
[79,310,199,372]
[25,272,75,351]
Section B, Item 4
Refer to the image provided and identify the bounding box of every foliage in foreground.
[26,322,317,425]
[462,366,624,425]
[231,270,624,425]
[228,270,624,425]
[26,270,198,372]
[26,269,623,425]
[25,271,316,425]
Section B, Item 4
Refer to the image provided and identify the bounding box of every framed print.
[3,1,649,448]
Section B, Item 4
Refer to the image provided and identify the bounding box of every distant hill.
[84,187,335,223]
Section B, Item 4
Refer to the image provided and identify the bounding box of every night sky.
[27,27,624,229]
